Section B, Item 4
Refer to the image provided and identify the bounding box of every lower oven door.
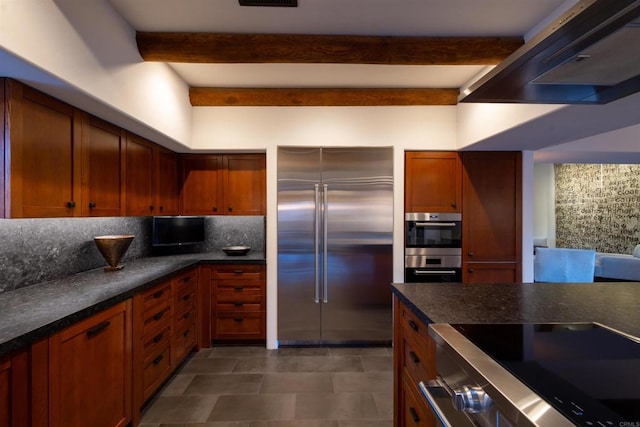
[418,380,476,427]
[406,268,461,283]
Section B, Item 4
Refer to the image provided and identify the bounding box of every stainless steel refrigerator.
[277,147,393,346]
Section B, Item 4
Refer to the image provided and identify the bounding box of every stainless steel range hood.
[460,0,640,104]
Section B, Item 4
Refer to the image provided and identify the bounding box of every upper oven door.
[405,213,461,249]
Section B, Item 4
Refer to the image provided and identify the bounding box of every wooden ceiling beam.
[189,87,460,106]
[137,32,523,65]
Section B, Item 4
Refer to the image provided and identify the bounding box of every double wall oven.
[405,213,461,283]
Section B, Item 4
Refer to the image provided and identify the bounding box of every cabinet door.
[154,147,179,215]
[223,154,266,215]
[0,355,9,427]
[6,79,82,218]
[125,134,155,216]
[81,115,124,216]
[463,262,519,284]
[49,301,131,427]
[405,152,461,213]
[180,154,223,215]
[462,152,522,262]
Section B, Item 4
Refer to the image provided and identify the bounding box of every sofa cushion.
[633,244,640,258]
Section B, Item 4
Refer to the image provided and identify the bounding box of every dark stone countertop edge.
[0,252,266,357]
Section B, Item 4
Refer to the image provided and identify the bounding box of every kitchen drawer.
[215,293,263,311]
[142,304,171,337]
[214,312,264,337]
[174,285,196,313]
[402,372,436,427]
[216,280,264,294]
[141,283,172,313]
[142,325,171,360]
[174,269,197,290]
[173,320,196,364]
[212,265,265,281]
[174,303,196,330]
[401,306,430,347]
[403,337,430,386]
[142,344,171,401]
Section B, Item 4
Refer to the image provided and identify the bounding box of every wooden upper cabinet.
[154,147,179,216]
[4,79,82,218]
[81,115,125,217]
[223,154,266,215]
[180,154,223,215]
[125,134,155,216]
[405,151,461,213]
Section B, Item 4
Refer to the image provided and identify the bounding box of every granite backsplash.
[0,216,265,293]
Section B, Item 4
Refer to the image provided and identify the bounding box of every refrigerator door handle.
[314,184,321,303]
[323,183,329,303]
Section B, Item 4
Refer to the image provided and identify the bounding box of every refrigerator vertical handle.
[314,184,320,303]
[323,183,329,303]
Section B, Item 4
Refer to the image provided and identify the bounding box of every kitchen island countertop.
[392,282,640,339]
[0,251,265,356]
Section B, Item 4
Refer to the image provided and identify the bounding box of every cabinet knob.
[159,205,164,211]
[213,206,218,212]
[149,205,154,211]
[66,201,76,208]
[228,206,233,212]
[468,268,475,273]
[451,202,457,208]
[467,252,474,257]
[88,201,96,209]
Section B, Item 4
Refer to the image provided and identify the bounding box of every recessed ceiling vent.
[239,0,297,6]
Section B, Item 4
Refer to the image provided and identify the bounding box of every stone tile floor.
[139,346,393,427]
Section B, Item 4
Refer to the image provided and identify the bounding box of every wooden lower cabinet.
[394,296,437,427]
[132,267,200,425]
[463,262,520,284]
[49,300,132,427]
[0,354,11,426]
[211,264,266,342]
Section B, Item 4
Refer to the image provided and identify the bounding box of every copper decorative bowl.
[94,235,135,271]
[222,245,251,256]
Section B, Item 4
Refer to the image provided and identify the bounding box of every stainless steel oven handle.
[414,270,457,275]
[419,381,453,427]
[415,222,457,227]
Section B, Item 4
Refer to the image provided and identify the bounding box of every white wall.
[533,163,556,248]
[190,106,458,348]
[0,0,192,150]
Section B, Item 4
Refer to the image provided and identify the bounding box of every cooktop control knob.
[452,385,493,413]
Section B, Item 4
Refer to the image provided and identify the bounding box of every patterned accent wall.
[555,164,640,254]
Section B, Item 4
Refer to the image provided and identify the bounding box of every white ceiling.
[106,0,640,162]
[108,0,566,89]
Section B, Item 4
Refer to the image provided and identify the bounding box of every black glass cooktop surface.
[451,323,640,426]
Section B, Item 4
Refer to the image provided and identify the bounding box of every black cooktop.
[451,323,640,426]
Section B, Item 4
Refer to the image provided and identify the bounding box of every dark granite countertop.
[0,251,265,356]
[392,282,640,339]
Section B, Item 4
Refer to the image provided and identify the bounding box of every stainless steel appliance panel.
[277,147,322,344]
[277,147,393,346]
[321,148,393,344]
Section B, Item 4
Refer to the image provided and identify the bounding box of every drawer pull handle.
[408,319,419,332]
[234,302,244,307]
[182,276,191,283]
[409,407,420,423]
[153,312,164,321]
[153,354,164,365]
[182,294,191,301]
[234,286,244,291]
[409,351,420,364]
[183,312,191,320]
[234,318,244,322]
[153,290,164,299]
[233,269,244,274]
[153,333,164,343]
[86,320,110,338]
[183,330,190,338]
